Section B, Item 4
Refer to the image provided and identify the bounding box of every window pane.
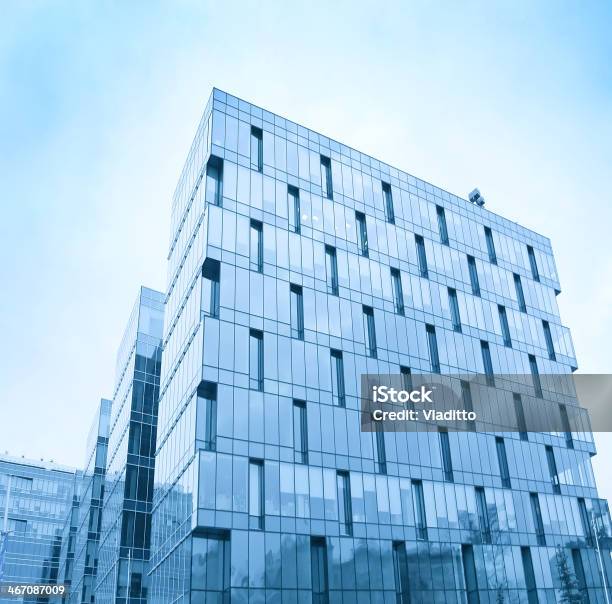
[290,284,304,339]
[448,287,461,332]
[320,155,333,199]
[325,245,339,295]
[250,126,263,172]
[250,220,263,272]
[436,205,449,245]
[382,181,394,223]
[514,273,526,312]
[484,226,497,264]
[288,185,300,233]
[498,305,511,347]
[468,255,480,296]
[250,330,263,390]
[415,234,428,278]
[391,268,404,315]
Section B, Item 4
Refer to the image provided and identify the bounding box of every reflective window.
[391,268,404,315]
[514,273,527,312]
[293,400,308,464]
[356,211,368,256]
[560,404,573,448]
[462,544,479,604]
[392,541,410,604]
[527,245,540,281]
[325,245,338,295]
[495,437,511,488]
[249,329,264,391]
[545,445,560,494]
[250,219,263,272]
[542,320,556,361]
[250,126,263,172]
[577,498,592,544]
[363,305,377,358]
[528,354,542,398]
[481,340,494,386]
[191,533,230,599]
[436,205,449,245]
[467,255,480,296]
[415,234,428,278]
[320,155,333,199]
[310,537,329,604]
[461,380,476,431]
[330,349,345,407]
[426,324,440,373]
[336,471,352,536]
[439,429,453,482]
[288,185,301,234]
[196,381,217,451]
[382,181,395,224]
[202,258,220,318]
[521,547,538,604]
[484,226,497,264]
[412,480,427,540]
[530,492,545,545]
[249,459,264,529]
[448,287,461,332]
[475,486,490,543]
[513,393,528,441]
[374,428,387,475]
[572,549,588,600]
[290,284,304,340]
[205,155,223,207]
[498,304,511,347]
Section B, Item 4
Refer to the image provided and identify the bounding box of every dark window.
[521,547,538,604]
[320,155,333,199]
[363,305,377,358]
[412,480,427,540]
[382,181,395,223]
[310,537,329,604]
[528,354,542,398]
[527,245,540,281]
[577,498,593,545]
[249,329,264,391]
[514,393,528,441]
[250,126,263,172]
[374,427,387,475]
[461,380,476,431]
[249,459,264,529]
[392,542,411,604]
[293,400,308,464]
[448,287,461,332]
[571,549,589,603]
[325,245,339,295]
[202,258,220,318]
[205,155,223,207]
[288,185,301,234]
[514,273,527,312]
[545,445,560,494]
[426,324,440,373]
[481,341,495,386]
[436,205,449,245]
[542,320,556,361]
[337,471,352,536]
[356,211,368,256]
[290,284,304,340]
[439,429,453,482]
[415,234,428,278]
[250,219,263,272]
[475,487,491,543]
[560,404,573,449]
[530,493,545,545]
[331,349,345,407]
[400,366,413,391]
[196,381,217,451]
[467,255,480,296]
[391,268,405,315]
[496,437,511,488]
[498,305,512,347]
[462,544,479,604]
[484,226,497,264]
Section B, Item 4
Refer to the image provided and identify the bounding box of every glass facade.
[148,88,612,603]
[96,287,164,604]
[0,456,75,603]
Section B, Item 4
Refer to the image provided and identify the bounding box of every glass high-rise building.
[96,287,164,604]
[149,88,611,603]
[0,456,75,603]
[66,399,111,603]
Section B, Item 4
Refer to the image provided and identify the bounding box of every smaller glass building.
[0,455,75,603]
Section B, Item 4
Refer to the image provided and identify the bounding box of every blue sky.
[1,1,611,498]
